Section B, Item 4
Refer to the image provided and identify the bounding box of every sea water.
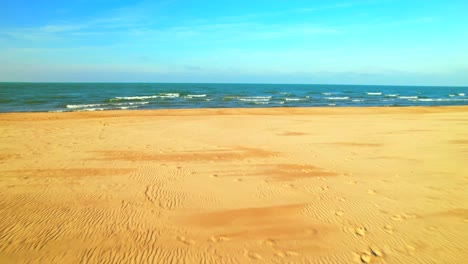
[0,83,467,112]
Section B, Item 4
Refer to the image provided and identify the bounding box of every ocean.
[0,83,467,113]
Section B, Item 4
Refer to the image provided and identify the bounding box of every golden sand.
[0,107,467,263]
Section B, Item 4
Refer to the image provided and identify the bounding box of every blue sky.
[1,0,467,85]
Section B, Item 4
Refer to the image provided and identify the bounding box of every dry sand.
[0,106,467,263]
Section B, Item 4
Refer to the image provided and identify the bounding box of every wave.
[285,98,305,101]
[112,93,180,101]
[447,93,466,97]
[158,93,180,98]
[67,101,149,109]
[417,98,468,102]
[386,94,399,97]
[67,103,104,109]
[76,105,140,112]
[114,95,159,100]
[366,92,382,95]
[238,96,271,102]
[322,92,333,96]
[398,96,418,99]
[325,97,350,100]
[185,94,207,98]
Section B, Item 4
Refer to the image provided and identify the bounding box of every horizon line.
[0,81,467,88]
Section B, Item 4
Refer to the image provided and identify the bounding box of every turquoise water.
[0,83,467,113]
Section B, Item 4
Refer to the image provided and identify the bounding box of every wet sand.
[0,106,467,263]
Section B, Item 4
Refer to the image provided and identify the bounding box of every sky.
[1,0,467,85]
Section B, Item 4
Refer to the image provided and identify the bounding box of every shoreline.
[1,105,467,119]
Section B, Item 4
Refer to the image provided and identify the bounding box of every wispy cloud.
[1,0,382,44]
[219,0,392,22]
[40,24,83,33]
[1,19,339,48]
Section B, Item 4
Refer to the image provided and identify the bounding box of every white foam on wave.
[114,95,159,100]
[66,103,104,109]
[113,93,180,100]
[449,94,456,97]
[238,96,271,102]
[322,92,333,96]
[325,96,349,100]
[77,105,140,112]
[366,92,382,95]
[186,94,207,98]
[126,102,150,106]
[158,93,180,98]
[418,98,468,102]
[238,98,270,102]
[352,99,364,102]
[459,93,465,96]
[67,101,149,109]
[119,106,140,110]
[79,107,106,111]
[398,96,418,99]
[285,98,304,101]
[386,94,399,97]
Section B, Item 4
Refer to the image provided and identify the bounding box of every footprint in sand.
[384,224,394,234]
[335,210,344,216]
[209,235,231,243]
[405,245,416,256]
[177,236,195,245]
[263,239,277,246]
[275,252,285,258]
[245,251,262,260]
[402,213,417,219]
[275,250,300,258]
[336,196,346,202]
[370,245,383,257]
[391,214,404,221]
[391,213,417,221]
[355,227,367,236]
[368,189,376,195]
[210,174,219,178]
[360,252,372,263]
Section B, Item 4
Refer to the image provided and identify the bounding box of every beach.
[0,106,467,263]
